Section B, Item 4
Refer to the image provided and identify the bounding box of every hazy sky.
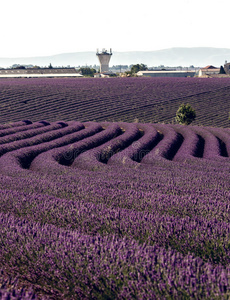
[0,0,229,57]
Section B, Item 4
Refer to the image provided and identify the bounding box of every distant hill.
[1,47,230,68]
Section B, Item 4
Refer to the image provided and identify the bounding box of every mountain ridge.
[0,47,230,68]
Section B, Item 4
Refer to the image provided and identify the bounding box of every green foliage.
[131,63,148,74]
[124,71,132,77]
[109,73,117,77]
[175,103,196,125]
[219,66,226,74]
[79,67,96,77]
[13,65,26,69]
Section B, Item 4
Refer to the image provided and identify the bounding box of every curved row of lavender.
[0,120,229,299]
[0,77,229,127]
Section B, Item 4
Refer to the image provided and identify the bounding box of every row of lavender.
[1,212,229,299]
[0,120,229,298]
[0,77,229,127]
[0,162,229,298]
[0,120,228,175]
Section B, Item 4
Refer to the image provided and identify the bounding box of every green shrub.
[175,103,196,125]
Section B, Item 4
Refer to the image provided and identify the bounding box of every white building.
[0,68,83,78]
[198,65,220,77]
[224,61,230,74]
[137,70,196,77]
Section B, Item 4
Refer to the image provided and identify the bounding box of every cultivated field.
[0,77,229,127]
[0,78,230,299]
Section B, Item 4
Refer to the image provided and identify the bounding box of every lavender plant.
[0,119,229,299]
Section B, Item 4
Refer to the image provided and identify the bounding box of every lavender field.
[0,118,229,299]
[0,77,229,127]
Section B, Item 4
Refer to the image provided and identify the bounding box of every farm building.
[137,70,196,77]
[224,61,230,74]
[198,65,220,77]
[0,68,83,78]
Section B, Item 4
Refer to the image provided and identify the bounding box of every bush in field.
[175,103,196,125]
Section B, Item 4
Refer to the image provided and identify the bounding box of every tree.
[131,63,148,74]
[48,63,53,69]
[79,67,96,77]
[175,103,196,125]
[14,65,26,69]
[219,66,226,74]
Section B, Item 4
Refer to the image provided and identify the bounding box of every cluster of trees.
[131,63,148,74]
[125,64,148,76]
[78,67,97,77]
[77,64,148,77]
[12,63,54,69]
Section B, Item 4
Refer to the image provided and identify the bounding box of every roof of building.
[137,70,196,74]
[0,68,83,77]
[200,65,219,70]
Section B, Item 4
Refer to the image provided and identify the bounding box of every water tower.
[96,48,112,73]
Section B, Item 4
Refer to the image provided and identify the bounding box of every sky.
[0,0,229,58]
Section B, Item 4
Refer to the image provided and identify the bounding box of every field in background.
[0,77,229,127]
